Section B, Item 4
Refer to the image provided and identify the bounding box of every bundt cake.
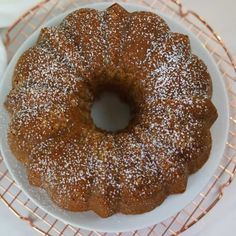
[5,3,218,218]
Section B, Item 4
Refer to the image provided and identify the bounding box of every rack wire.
[1,0,236,235]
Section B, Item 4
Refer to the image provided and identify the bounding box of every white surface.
[0,2,228,232]
[182,183,236,236]
[0,201,36,236]
[0,36,7,77]
[182,0,236,56]
[0,0,40,28]
[0,0,235,235]
[91,91,132,132]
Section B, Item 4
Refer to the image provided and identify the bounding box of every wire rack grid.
[1,0,236,235]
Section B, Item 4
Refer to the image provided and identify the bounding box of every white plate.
[0,36,7,77]
[0,2,229,233]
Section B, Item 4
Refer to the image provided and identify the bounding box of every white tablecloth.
[0,0,236,235]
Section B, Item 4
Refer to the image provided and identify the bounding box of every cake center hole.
[91,91,132,133]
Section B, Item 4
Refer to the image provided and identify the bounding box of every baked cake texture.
[5,3,218,218]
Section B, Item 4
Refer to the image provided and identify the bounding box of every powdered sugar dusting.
[5,3,217,216]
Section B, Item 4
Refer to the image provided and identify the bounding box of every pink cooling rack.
[1,0,236,235]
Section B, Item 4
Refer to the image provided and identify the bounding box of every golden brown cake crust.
[5,3,218,218]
